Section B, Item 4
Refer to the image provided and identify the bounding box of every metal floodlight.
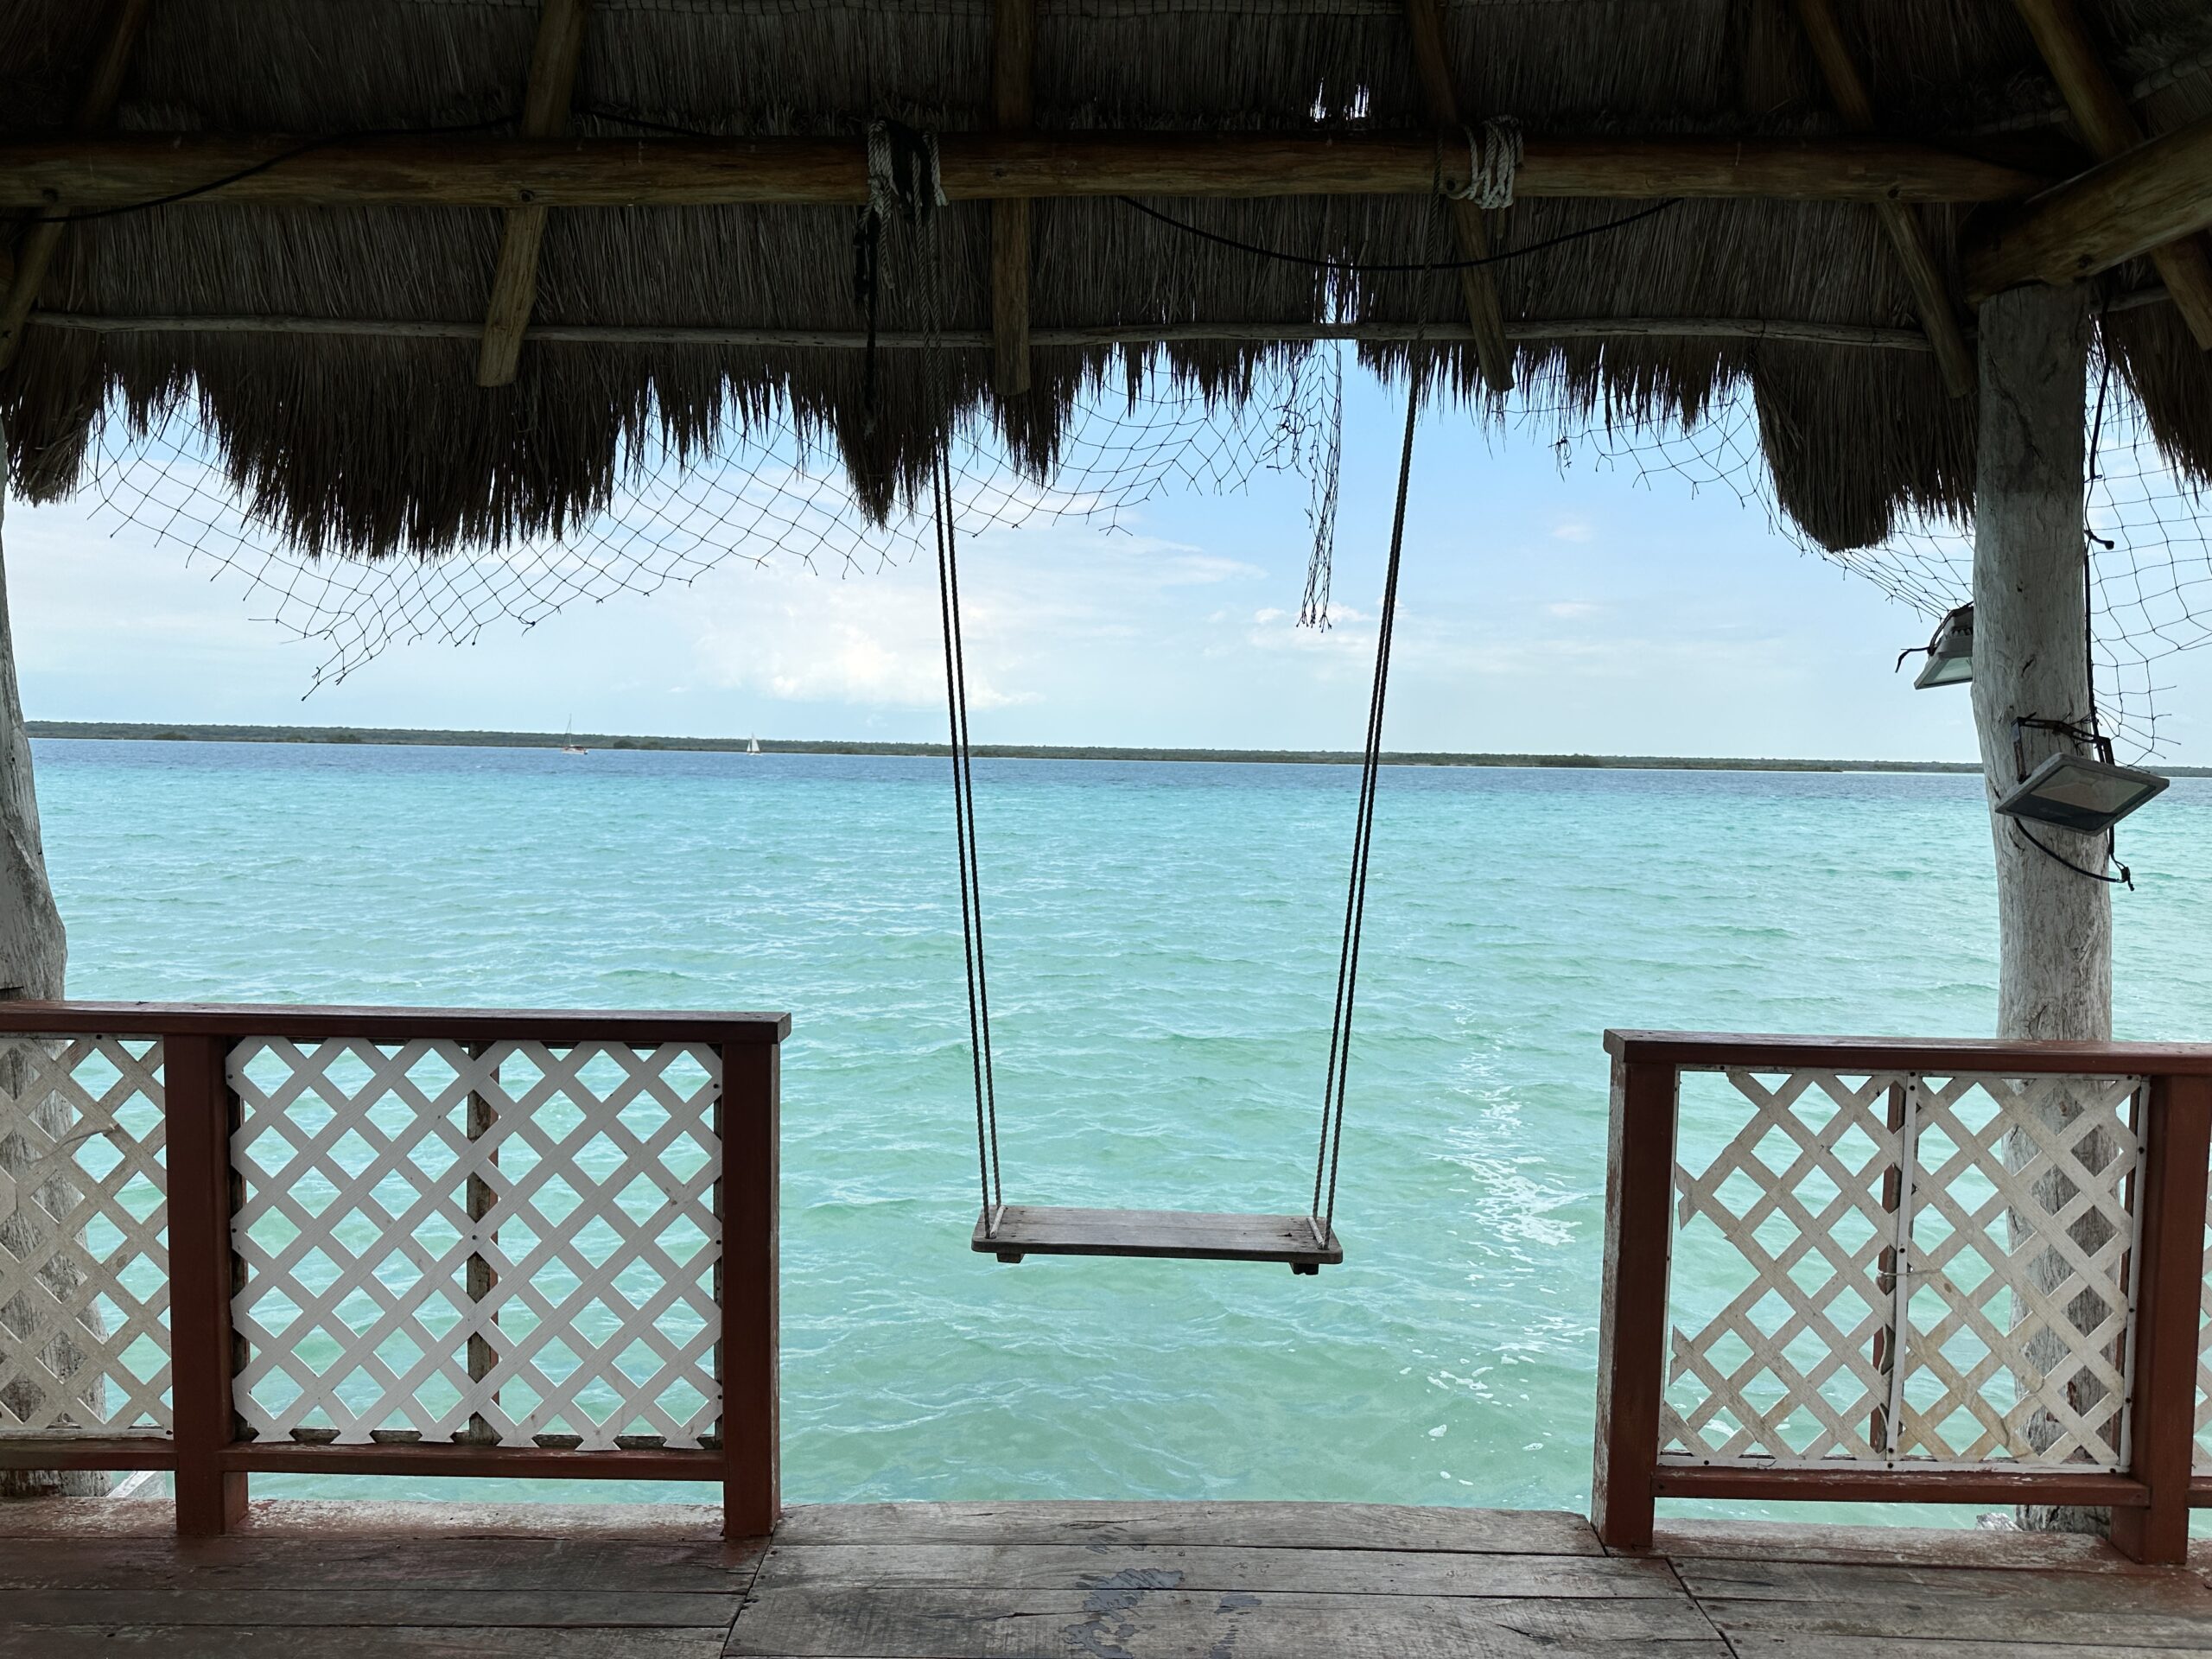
[1907,603,1974,690]
[1995,719,2169,836]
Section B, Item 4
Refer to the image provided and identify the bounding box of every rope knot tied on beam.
[864,118,946,226]
[1438,117,1522,208]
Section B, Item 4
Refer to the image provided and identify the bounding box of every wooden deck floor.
[6,1497,2212,1656]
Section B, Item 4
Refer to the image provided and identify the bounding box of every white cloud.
[1544,601,1601,620]
[1551,519,1594,543]
[690,523,1262,710]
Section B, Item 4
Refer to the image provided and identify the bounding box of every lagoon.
[40,739,2212,1520]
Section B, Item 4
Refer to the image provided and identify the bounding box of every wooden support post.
[1400,0,1512,394]
[2005,0,2212,347]
[1789,0,1974,397]
[165,1032,246,1537]
[1970,283,2106,1046]
[991,0,1034,398]
[1591,1052,1676,1550]
[1973,283,2113,1536]
[2109,1074,2212,1565]
[476,0,591,387]
[0,0,151,371]
[720,1039,780,1540]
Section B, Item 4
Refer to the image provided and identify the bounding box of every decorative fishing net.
[1533,360,2209,761]
[70,336,2211,759]
[77,346,1345,693]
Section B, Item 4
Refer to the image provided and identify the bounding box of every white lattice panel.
[1900,1074,2139,1467]
[1665,1069,1904,1462]
[0,1036,169,1436]
[1667,1067,2142,1471]
[230,1038,721,1451]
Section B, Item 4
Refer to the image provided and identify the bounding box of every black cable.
[19,116,520,228]
[2016,822,2132,888]
[1116,194,1681,275]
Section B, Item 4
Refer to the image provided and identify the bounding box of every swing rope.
[936,442,1003,1224]
[915,137,1437,1249]
[1311,373,1420,1242]
[884,125,1003,1228]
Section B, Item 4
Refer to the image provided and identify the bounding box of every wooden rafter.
[2005,0,2212,347]
[1965,111,2212,304]
[0,0,152,372]
[476,0,591,388]
[990,0,1034,397]
[1789,0,1974,397]
[29,308,1947,353]
[1400,0,1513,394]
[0,131,2046,211]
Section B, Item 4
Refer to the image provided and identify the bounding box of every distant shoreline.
[29,719,2159,775]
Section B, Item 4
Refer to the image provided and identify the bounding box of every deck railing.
[1594,1030,2212,1564]
[0,1001,786,1537]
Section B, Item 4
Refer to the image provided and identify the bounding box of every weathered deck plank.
[1681,1554,2212,1652]
[1652,1521,2163,1573]
[8,1501,2212,1658]
[772,1501,1601,1554]
[724,1585,1725,1658]
[0,1537,757,1592]
[1675,1557,2212,1613]
[753,1541,1674,1597]
[0,1630,727,1659]
[0,1586,745,1628]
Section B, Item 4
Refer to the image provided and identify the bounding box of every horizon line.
[17,719,2091,776]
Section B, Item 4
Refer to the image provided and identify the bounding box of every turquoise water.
[38,740,2212,1521]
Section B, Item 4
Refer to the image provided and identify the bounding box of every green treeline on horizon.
[12,719,2082,774]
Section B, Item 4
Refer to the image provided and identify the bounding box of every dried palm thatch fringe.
[3,0,2210,559]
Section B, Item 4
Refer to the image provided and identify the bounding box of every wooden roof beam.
[476,0,591,388]
[2005,0,2212,346]
[1964,112,2212,304]
[0,0,152,371]
[991,0,1034,398]
[0,131,2047,210]
[1401,0,1512,394]
[1789,0,1974,397]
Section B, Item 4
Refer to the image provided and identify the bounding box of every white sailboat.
[747,734,761,756]
[561,720,588,756]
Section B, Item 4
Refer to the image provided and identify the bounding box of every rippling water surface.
[39,740,2212,1522]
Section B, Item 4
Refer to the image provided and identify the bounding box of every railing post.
[1592,1046,1678,1550]
[720,1037,780,1540]
[164,1032,245,1536]
[2110,1071,2210,1565]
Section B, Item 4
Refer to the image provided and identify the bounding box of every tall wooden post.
[1970,283,2107,1046]
[0,416,94,1500]
[1970,283,2112,1535]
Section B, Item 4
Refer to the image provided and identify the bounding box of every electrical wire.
[1114,194,1681,275]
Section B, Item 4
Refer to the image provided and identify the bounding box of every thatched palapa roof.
[3,0,2210,560]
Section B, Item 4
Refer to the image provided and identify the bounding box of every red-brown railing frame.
[1593,1030,2212,1565]
[0,1001,789,1539]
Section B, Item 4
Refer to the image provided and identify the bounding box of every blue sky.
[10,363,2204,762]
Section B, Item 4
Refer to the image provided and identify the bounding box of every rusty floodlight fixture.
[1995,718,2168,836]
[1899,603,1974,689]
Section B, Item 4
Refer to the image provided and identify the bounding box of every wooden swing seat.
[974,1205,1343,1273]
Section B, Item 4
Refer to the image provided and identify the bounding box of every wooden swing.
[925,376,1421,1276]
